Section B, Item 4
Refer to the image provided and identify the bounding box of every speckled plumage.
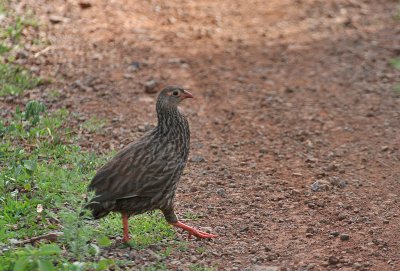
[87,86,190,223]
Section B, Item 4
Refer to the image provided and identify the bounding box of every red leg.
[172,221,218,239]
[122,213,130,243]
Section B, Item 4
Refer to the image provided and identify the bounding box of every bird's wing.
[88,137,181,203]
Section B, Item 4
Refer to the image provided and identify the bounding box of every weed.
[0,43,10,54]
[189,264,214,271]
[81,116,108,134]
[195,246,206,254]
[396,1,400,20]
[0,62,41,96]
[390,58,400,70]
[1,244,62,271]
[182,210,201,221]
[0,101,178,270]
[0,1,42,97]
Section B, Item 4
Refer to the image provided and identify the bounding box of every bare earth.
[5,0,400,270]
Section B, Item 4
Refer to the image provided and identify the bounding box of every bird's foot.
[172,221,218,239]
[122,236,131,243]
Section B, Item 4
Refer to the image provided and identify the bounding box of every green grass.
[394,84,400,93]
[190,264,214,271]
[390,58,400,70]
[0,1,42,97]
[0,3,213,270]
[182,210,201,221]
[0,3,39,43]
[0,101,177,270]
[81,116,108,134]
[0,63,42,96]
[390,58,400,93]
[396,1,400,20]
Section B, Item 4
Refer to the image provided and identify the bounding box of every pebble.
[79,1,92,9]
[49,15,69,24]
[240,226,249,232]
[330,176,347,188]
[305,233,313,238]
[310,179,330,192]
[249,266,279,271]
[128,61,141,72]
[338,212,347,220]
[259,148,268,154]
[190,155,206,163]
[216,188,226,197]
[328,256,339,265]
[144,79,158,93]
[16,49,29,59]
[330,231,339,237]
[340,233,350,241]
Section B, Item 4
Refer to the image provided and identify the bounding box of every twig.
[12,231,64,246]
[34,46,53,58]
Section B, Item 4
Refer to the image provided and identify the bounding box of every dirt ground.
[4,0,400,270]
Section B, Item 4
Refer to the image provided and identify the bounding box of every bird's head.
[157,86,194,110]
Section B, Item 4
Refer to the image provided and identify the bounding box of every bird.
[86,86,217,242]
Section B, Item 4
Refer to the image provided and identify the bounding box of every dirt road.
[13,0,400,269]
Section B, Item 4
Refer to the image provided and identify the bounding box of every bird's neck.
[156,106,187,134]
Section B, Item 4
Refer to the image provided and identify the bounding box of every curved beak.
[181,90,194,99]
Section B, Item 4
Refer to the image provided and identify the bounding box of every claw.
[172,221,218,239]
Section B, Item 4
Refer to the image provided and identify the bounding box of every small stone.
[259,148,268,154]
[144,79,158,93]
[167,58,184,64]
[79,1,92,9]
[216,188,226,197]
[330,231,339,237]
[353,263,362,269]
[340,233,350,241]
[128,61,141,72]
[330,176,347,188]
[16,49,29,59]
[250,265,279,271]
[326,163,338,171]
[123,73,134,79]
[9,239,20,245]
[285,87,295,93]
[381,146,389,152]
[240,226,249,232]
[338,212,347,221]
[383,219,389,224]
[306,227,316,234]
[328,256,339,265]
[49,15,69,24]
[310,179,330,192]
[190,155,205,163]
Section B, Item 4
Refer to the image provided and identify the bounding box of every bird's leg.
[163,207,218,239]
[172,222,218,239]
[121,212,130,243]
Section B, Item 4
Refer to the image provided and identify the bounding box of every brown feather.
[87,86,190,223]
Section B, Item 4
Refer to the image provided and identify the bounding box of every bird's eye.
[172,90,179,96]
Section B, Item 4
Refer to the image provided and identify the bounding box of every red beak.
[182,90,194,99]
